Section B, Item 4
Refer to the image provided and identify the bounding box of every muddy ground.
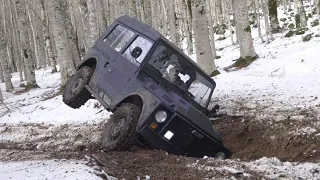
[1,114,319,179]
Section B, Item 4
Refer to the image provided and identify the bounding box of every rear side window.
[103,25,135,52]
[122,36,153,65]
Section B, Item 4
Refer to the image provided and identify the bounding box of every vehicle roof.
[116,16,216,85]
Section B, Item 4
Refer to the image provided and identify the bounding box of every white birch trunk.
[26,1,40,69]
[255,0,264,43]
[261,0,275,43]
[0,0,13,91]
[14,0,38,88]
[206,0,217,58]
[161,0,168,36]
[317,0,320,21]
[0,66,4,82]
[233,0,257,58]
[129,0,138,18]
[78,0,91,52]
[87,0,99,46]
[192,0,217,75]
[298,0,307,27]
[168,0,178,45]
[61,0,80,69]
[47,0,76,86]
[39,0,57,73]
[184,0,194,54]
[144,0,152,26]
[283,0,287,12]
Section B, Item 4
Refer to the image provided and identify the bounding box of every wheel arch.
[114,94,143,111]
[77,57,98,70]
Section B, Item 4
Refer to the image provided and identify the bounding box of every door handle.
[104,61,109,68]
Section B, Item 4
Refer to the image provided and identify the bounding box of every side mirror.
[131,47,142,59]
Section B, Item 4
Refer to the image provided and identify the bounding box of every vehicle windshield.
[148,43,213,108]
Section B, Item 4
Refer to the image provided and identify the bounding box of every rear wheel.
[63,66,93,109]
[101,103,141,151]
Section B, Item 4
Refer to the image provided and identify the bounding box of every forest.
[0,0,320,179]
[0,0,318,91]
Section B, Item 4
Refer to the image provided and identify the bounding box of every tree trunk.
[294,0,307,28]
[14,0,38,89]
[184,0,194,54]
[255,0,264,43]
[0,66,4,83]
[47,0,76,86]
[0,0,13,91]
[78,0,91,52]
[39,0,57,73]
[144,0,152,26]
[160,0,168,36]
[87,0,99,45]
[9,0,23,81]
[62,0,80,67]
[268,0,280,32]
[206,0,217,59]
[26,1,40,69]
[129,0,138,18]
[317,0,320,21]
[233,0,257,59]
[261,0,274,43]
[192,0,217,76]
[168,0,182,49]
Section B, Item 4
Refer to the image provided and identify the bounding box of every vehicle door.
[97,24,153,103]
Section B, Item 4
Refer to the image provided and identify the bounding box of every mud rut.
[1,115,319,179]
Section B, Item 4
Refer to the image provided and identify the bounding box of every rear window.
[122,36,153,65]
[103,25,135,52]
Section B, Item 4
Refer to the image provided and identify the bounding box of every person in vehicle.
[166,66,188,92]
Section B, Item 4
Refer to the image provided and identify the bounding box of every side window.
[122,36,153,65]
[103,25,135,52]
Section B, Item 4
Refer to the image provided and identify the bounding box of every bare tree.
[47,0,76,86]
[294,0,307,28]
[206,0,217,59]
[192,0,218,75]
[261,0,275,43]
[255,0,264,43]
[168,0,182,48]
[0,0,13,91]
[14,0,38,89]
[268,0,280,32]
[39,0,57,73]
[233,0,257,59]
[143,0,152,26]
[87,0,99,45]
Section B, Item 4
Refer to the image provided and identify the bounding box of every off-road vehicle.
[63,16,231,158]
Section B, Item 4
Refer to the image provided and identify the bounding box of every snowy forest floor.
[1,12,320,180]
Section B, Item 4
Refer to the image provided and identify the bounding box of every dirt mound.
[91,149,261,180]
[214,115,320,162]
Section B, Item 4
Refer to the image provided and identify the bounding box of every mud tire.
[62,66,93,109]
[101,103,141,151]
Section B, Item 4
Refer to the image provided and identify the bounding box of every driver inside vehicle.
[165,66,188,92]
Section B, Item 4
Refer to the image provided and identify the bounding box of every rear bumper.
[139,125,231,158]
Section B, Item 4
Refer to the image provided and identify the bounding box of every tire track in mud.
[0,122,104,161]
[1,114,320,179]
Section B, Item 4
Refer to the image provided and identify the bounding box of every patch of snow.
[0,160,101,180]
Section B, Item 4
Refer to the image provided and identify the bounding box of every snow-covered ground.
[0,160,102,180]
[1,5,320,180]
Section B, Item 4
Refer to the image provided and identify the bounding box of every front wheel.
[101,103,141,151]
[62,66,93,109]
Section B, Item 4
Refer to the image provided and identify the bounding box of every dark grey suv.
[63,16,231,158]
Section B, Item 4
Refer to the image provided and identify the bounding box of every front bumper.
[138,116,231,158]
